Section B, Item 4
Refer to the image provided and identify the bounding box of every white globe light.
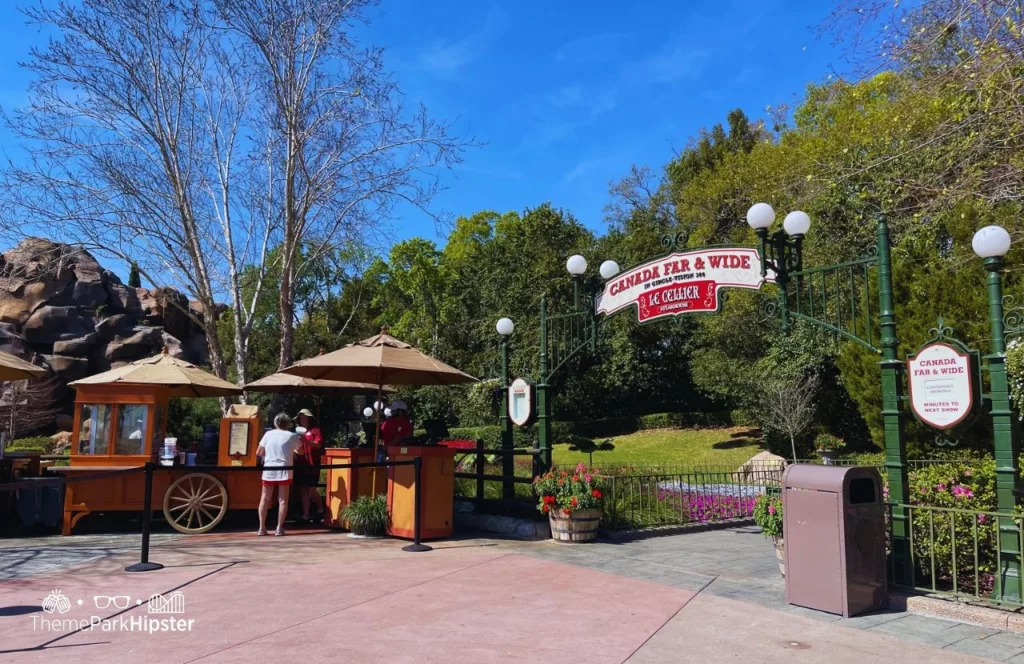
[362,407,373,418]
[566,254,588,276]
[972,225,1012,258]
[746,202,775,230]
[496,317,514,336]
[783,210,812,236]
[599,260,620,280]
[384,407,392,417]
[374,400,384,410]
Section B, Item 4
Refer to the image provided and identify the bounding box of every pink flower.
[584,474,592,483]
[964,470,973,477]
[937,483,946,492]
[920,486,929,494]
[978,515,988,524]
[768,505,777,515]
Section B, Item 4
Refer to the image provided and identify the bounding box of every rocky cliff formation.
[0,238,211,433]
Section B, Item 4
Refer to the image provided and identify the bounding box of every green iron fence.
[887,503,1024,607]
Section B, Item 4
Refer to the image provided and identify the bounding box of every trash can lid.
[783,464,880,492]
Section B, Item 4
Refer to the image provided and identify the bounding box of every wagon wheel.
[162,473,228,534]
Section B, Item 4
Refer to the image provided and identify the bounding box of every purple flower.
[920,486,929,494]
[978,515,988,524]
[937,483,946,492]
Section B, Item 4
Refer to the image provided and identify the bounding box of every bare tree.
[761,372,821,462]
[0,0,275,392]
[214,0,470,369]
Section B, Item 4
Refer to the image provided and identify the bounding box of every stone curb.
[891,590,1024,633]
[454,511,551,541]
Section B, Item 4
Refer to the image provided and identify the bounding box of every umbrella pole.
[372,383,383,496]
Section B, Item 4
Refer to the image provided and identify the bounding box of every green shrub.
[814,433,845,452]
[341,495,389,536]
[5,436,52,453]
[908,458,998,595]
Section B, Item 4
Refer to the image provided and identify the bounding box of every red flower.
[572,475,579,482]
[570,497,578,506]
[557,479,564,485]
[543,495,555,504]
[592,489,602,499]
[542,504,549,513]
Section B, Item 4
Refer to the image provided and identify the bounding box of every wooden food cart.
[53,354,264,535]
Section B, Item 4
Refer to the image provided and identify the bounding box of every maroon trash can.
[782,464,887,617]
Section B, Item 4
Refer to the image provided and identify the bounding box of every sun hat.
[297,408,314,418]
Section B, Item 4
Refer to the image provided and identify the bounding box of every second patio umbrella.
[244,372,395,421]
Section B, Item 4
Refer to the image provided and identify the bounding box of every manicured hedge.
[571,411,733,438]
[447,421,574,449]
[436,412,732,448]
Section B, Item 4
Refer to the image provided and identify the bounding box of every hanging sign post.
[594,247,770,322]
[907,341,976,430]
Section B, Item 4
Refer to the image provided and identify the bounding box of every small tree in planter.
[753,493,785,577]
[814,433,845,465]
[341,495,389,537]
[534,463,604,543]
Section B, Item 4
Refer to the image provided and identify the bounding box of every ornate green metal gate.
[502,209,1021,601]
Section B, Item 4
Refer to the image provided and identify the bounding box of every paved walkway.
[523,524,1024,662]
[0,526,1017,662]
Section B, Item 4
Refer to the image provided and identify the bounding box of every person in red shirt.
[294,408,324,523]
[381,400,412,448]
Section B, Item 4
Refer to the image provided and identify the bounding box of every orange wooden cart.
[52,355,263,535]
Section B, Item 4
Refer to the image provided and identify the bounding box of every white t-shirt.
[259,429,299,481]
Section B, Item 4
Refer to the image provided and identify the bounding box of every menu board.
[228,421,250,456]
[508,377,535,427]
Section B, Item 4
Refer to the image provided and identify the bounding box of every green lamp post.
[973,224,1022,602]
[746,203,912,586]
[496,316,515,499]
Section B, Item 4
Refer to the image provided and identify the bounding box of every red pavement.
[0,533,989,663]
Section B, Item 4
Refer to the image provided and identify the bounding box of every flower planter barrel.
[549,508,601,543]
[773,536,785,577]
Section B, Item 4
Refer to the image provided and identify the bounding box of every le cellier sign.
[595,247,770,322]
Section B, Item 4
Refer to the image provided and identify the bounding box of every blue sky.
[359,0,843,242]
[0,0,843,252]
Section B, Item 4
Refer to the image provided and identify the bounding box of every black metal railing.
[599,467,782,530]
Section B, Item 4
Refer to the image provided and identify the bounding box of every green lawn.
[551,426,764,470]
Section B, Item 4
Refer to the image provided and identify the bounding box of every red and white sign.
[908,342,974,430]
[595,248,769,322]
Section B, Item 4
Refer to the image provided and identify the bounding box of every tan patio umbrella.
[280,330,476,455]
[0,350,46,381]
[69,352,242,398]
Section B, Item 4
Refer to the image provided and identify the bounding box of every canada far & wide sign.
[907,341,976,430]
[594,247,770,322]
